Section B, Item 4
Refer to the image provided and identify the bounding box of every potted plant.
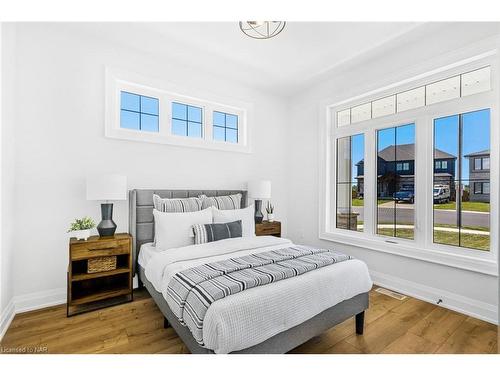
[68,217,96,240]
[266,201,275,222]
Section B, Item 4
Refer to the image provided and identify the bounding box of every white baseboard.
[0,288,66,341]
[0,299,15,341]
[370,270,498,325]
[14,288,66,314]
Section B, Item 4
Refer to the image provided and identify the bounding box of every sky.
[434,108,490,180]
[349,109,490,181]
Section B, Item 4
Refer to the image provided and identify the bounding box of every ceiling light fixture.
[239,21,286,40]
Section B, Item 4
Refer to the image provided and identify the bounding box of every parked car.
[394,187,414,203]
[433,184,451,203]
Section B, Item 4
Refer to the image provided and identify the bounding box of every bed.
[130,189,372,354]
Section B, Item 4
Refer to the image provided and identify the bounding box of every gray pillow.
[192,220,242,245]
[198,193,242,210]
[153,194,202,212]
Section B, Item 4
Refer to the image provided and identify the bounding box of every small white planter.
[70,229,91,240]
[267,213,275,222]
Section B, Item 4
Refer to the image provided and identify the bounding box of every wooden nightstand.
[255,221,281,237]
[67,233,133,316]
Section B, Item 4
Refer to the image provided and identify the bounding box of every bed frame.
[130,189,368,354]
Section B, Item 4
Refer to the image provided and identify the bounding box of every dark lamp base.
[97,203,117,237]
[254,199,264,224]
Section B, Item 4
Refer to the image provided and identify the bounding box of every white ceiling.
[66,22,500,96]
[142,22,421,89]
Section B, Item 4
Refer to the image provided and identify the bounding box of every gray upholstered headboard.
[129,189,248,274]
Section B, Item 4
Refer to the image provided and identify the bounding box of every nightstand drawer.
[255,221,281,237]
[71,240,130,260]
[258,226,279,234]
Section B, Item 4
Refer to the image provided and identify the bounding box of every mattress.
[142,236,373,354]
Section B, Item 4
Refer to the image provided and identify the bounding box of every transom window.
[120,91,159,132]
[171,102,203,138]
[106,68,249,153]
[213,111,238,143]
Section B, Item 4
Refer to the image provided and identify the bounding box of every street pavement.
[351,203,489,228]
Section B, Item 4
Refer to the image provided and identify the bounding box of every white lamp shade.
[86,174,127,201]
[247,180,271,199]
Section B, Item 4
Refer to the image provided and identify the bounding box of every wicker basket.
[87,256,117,274]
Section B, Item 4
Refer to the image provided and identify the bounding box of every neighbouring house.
[464,149,490,202]
[356,144,457,198]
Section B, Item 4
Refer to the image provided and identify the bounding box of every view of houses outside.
[336,109,490,251]
[433,109,490,251]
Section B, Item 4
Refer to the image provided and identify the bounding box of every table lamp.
[248,180,271,224]
[86,174,127,237]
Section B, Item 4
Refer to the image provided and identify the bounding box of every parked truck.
[433,184,451,203]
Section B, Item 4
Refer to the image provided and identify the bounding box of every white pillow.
[153,207,213,250]
[212,205,255,237]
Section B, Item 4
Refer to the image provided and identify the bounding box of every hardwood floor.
[1,287,497,354]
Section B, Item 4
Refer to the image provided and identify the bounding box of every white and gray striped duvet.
[144,236,373,354]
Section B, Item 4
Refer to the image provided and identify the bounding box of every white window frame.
[319,52,499,276]
[105,67,252,153]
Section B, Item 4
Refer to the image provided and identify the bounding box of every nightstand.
[255,221,281,237]
[67,233,133,316]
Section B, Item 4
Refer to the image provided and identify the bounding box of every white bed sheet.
[143,236,373,354]
[138,242,157,269]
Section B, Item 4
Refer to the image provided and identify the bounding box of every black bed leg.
[164,317,170,329]
[355,311,365,335]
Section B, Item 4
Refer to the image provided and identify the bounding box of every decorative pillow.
[153,194,202,212]
[152,194,203,246]
[192,220,242,245]
[153,207,213,250]
[199,193,242,210]
[212,205,255,238]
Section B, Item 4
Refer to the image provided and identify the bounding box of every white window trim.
[105,67,252,153]
[319,53,499,276]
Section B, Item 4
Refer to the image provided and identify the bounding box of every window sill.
[105,127,251,154]
[319,230,498,276]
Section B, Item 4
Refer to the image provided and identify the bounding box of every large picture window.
[433,109,490,251]
[323,57,497,274]
[376,123,415,239]
[336,134,364,232]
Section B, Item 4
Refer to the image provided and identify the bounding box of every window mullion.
[160,95,172,137]
[415,116,429,247]
[205,105,213,141]
[363,128,376,235]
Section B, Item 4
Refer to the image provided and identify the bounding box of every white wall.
[7,23,288,304]
[1,23,17,337]
[286,27,499,323]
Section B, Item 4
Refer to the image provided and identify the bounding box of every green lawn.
[352,198,394,206]
[376,227,489,251]
[433,231,490,251]
[377,227,414,240]
[433,201,490,212]
[352,198,364,206]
